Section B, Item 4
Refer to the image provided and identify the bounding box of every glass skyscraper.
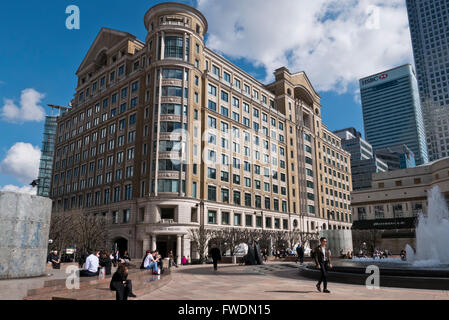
[37,116,57,197]
[359,64,428,166]
[406,0,449,161]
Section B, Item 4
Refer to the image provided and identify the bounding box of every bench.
[24,268,171,300]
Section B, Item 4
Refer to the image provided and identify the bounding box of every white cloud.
[197,0,413,93]
[0,184,37,195]
[0,142,41,184]
[353,89,362,105]
[1,88,46,123]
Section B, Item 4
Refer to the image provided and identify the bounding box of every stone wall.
[0,192,52,279]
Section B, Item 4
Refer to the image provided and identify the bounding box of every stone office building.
[50,3,352,262]
[334,128,388,191]
[351,157,449,253]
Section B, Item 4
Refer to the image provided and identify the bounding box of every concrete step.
[24,269,171,300]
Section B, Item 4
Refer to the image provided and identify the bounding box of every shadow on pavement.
[265,290,314,294]
[177,265,263,276]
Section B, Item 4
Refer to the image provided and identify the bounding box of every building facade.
[334,128,373,160]
[334,128,388,191]
[359,64,428,165]
[50,3,352,261]
[351,157,449,253]
[375,144,416,171]
[406,0,449,162]
[37,116,58,197]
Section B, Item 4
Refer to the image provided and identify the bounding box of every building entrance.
[156,235,177,258]
[113,238,128,257]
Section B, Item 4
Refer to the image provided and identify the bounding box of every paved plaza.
[1,262,448,300]
[139,262,449,300]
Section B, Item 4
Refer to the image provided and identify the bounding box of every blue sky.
[0,0,411,191]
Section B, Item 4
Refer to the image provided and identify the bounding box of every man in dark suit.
[296,244,304,264]
[210,246,221,271]
[313,237,332,293]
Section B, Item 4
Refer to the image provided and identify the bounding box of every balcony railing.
[160,219,175,224]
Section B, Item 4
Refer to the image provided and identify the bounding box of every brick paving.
[138,262,449,300]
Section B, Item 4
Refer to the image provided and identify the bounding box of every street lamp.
[30,179,40,188]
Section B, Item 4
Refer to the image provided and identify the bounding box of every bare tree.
[216,227,247,256]
[272,231,288,250]
[72,213,108,255]
[48,212,74,255]
[297,230,320,252]
[257,230,274,253]
[49,211,108,260]
[285,229,301,248]
[189,225,213,263]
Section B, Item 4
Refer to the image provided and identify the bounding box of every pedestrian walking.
[296,244,304,264]
[313,237,332,293]
[210,246,221,271]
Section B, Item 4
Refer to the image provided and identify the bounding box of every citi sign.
[361,73,389,86]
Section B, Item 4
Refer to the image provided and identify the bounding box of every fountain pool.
[299,186,449,290]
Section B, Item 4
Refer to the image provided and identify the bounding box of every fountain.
[407,186,449,266]
[299,186,449,290]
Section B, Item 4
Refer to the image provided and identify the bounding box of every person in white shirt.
[80,250,100,277]
[313,237,332,293]
[143,250,159,274]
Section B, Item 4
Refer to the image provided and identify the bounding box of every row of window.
[207,210,289,230]
[207,168,287,191]
[58,99,138,144]
[53,164,135,195]
[55,127,137,170]
[206,61,276,110]
[55,185,133,211]
[77,74,137,109]
[206,185,288,212]
[357,201,425,220]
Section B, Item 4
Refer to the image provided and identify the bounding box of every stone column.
[160,31,165,60]
[151,235,157,251]
[176,235,182,265]
[143,238,150,256]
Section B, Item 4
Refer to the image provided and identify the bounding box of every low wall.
[0,192,52,279]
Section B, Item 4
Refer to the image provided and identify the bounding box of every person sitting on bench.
[143,250,160,274]
[79,250,100,277]
[110,264,136,300]
[49,250,61,269]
